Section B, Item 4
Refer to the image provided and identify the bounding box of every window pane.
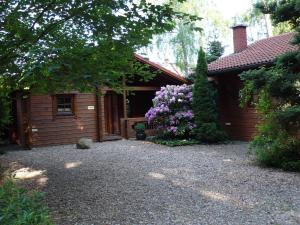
[64,98,71,104]
[57,97,65,105]
[56,95,73,114]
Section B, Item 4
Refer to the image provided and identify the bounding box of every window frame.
[53,94,76,117]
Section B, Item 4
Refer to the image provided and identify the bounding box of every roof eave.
[208,61,273,76]
[134,54,188,84]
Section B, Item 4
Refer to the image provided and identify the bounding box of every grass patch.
[0,180,53,225]
[152,138,199,147]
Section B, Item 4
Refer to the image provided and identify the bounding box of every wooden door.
[104,92,121,135]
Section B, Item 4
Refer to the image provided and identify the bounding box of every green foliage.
[0,1,198,132]
[0,0,195,94]
[275,105,300,128]
[152,138,199,147]
[240,0,300,171]
[250,117,300,171]
[149,0,230,78]
[134,123,145,133]
[272,21,294,35]
[255,0,300,29]
[238,0,295,39]
[171,21,200,76]
[240,67,300,171]
[0,89,11,138]
[0,180,53,225]
[192,48,226,143]
[206,40,224,63]
[252,0,298,35]
[240,68,300,171]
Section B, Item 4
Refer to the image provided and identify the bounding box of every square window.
[55,94,74,115]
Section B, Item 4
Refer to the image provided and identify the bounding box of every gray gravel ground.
[1,140,300,225]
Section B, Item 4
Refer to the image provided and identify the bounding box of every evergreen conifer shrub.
[192,48,226,143]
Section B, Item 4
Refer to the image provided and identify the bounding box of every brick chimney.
[232,25,247,53]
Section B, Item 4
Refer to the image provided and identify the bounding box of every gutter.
[208,61,273,76]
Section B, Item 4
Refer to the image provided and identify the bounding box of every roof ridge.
[133,54,187,83]
[246,32,296,48]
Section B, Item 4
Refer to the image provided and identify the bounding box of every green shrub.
[145,85,194,139]
[242,85,300,172]
[134,123,147,140]
[0,180,53,225]
[282,161,300,171]
[239,0,300,172]
[152,138,199,147]
[251,124,300,172]
[134,123,145,133]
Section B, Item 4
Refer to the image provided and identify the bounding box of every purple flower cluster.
[145,85,195,137]
[152,84,193,106]
[175,110,194,119]
[145,104,169,122]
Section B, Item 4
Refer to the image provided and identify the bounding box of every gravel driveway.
[1,140,300,225]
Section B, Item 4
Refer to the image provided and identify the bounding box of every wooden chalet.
[12,54,187,148]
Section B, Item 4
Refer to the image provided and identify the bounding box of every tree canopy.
[0,0,196,93]
[206,40,224,63]
[143,0,229,77]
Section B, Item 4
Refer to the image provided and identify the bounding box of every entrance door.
[104,91,122,135]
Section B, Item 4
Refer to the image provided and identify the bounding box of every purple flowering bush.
[145,84,195,138]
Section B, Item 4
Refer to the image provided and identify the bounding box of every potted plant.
[134,123,146,140]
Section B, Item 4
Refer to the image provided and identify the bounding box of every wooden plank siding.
[30,93,98,146]
[216,74,260,141]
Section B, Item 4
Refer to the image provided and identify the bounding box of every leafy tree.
[253,0,296,35]
[192,48,226,143]
[144,0,229,77]
[186,40,224,82]
[237,0,294,41]
[240,0,300,171]
[238,0,273,38]
[170,21,200,76]
[0,0,196,92]
[206,40,224,63]
[0,0,197,134]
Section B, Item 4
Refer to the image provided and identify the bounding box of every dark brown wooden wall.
[30,93,98,146]
[217,74,260,141]
[127,91,155,117]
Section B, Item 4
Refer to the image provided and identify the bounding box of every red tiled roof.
[208,32,298,75]
[134,54,187,83]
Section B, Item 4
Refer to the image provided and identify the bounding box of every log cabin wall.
[24,56,188,147]
[30,93,98,146]
[216,73,260,141]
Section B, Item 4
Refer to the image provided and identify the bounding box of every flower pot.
[136,132,146,140]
